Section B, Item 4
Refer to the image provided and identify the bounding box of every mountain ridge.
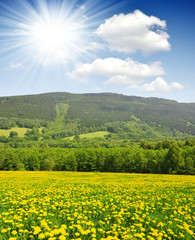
[1,91,195,104]
[0,92,194,141]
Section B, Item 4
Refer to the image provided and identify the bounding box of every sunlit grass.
[65,131,109,140]
[0,127,29,137]
[0,172,194,240]
[79,131,109,139]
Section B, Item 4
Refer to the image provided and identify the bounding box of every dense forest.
[0,92,194,140]
[0,92,194,174]
[0,139,194,174]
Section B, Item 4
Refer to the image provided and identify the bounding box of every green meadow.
[65,131,109,140]
[0,172,194,240]
[0,127,28,137]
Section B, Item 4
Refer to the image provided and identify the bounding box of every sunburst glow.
[0,0,124,95]
[23,18,83,64]
[30,20,75,54]
[15,3,87,65]
[0,0,122,68]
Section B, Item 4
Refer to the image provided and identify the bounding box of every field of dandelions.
[0,172,194,240]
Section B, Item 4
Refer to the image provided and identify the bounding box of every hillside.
[0,92,194,143]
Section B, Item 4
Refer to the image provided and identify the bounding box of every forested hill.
[0,92,195,140]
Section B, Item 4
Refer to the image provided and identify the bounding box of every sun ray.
[0,0,129,94]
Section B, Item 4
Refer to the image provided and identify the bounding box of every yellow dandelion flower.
[34,226,42,235]
[91,228,96,233]
[179,233,184,238]
[11,230,17,235]
[59,236,66,240]
[38,233,45,239]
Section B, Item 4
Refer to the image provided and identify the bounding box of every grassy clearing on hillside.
[65,131,109,140]
[0,127,28,137]
[0,172,194,240]
[80,131,109,139]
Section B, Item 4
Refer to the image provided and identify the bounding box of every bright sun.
[30,19,78,54]
[31,22,66,53]
[17,2,86,65]
[28,18,81,63]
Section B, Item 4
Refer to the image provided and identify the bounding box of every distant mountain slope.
[0,92,194,137]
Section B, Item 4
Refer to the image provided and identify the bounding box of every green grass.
[47,103,69,132]
[80,131,109,139]
[0,127,29,137]
[65,131,109,140]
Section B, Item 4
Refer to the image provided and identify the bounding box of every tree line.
[0,143,194,174]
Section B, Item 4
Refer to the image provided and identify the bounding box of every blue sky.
[0,0,194,102]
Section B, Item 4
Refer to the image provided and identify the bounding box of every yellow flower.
[59,236,66,240]
[12,230,17,235]
[91,228,96,233]
[179,233,184,238]
[40,220,48,228]
[43,211,47,216]
[38,233,45,239]
[34,226,42,235]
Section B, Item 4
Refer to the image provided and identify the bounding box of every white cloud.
[68,57,165,84]
[10,62,23,69]
[130,77,185,92]
[95,10,170,54]
[83,42,105,52]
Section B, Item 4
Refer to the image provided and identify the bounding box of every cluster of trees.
[0,142,194,174]
[0,94,57,121]
[140,139,195,149]
[0,117,14,129]
[66,94,195,135]
[0,130,194,150]
[48,118,192,143]
[0,117,46,130]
